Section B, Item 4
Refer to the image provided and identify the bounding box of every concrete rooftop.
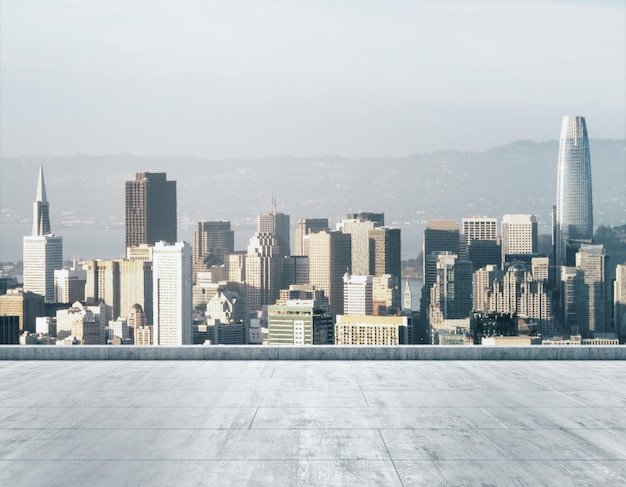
[1,360,625,486]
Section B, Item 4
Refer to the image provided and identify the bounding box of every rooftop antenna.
[271,194,276,214]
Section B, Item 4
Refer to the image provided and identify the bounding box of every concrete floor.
[0,360,625,486]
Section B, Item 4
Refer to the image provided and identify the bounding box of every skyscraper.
[192,221,235,282]
[295,218,329,256]
[125,173,177,249]
[153,241,192,345]
[421,220,460,327]
[23,166,63,303]
[244,233,282,311]
[501,214,538,265]
[307,231,352,315]
[575,244,609,337]
[461,215,501,271]
[555,116,593,267]
[258,198,290,257]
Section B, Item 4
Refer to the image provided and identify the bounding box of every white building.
[23,166,63,303]
[343,274,373,315]
[153,241,192,345]
[501,214,537,263]
[23,236,63,303]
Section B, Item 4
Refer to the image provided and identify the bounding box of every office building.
[54,268,86,303]
[84,259,153,324]
[0,290,45,333]
[335,315,409,345]
[192,221,234,283]
[125,172,177,248]
[295,218,329,256]
[258,198,290,257]
[429,254,473,326]
[337,216,380,276]
[372,274,400,315]
[281,256,309,290]
[56,301,106,344]
[244,233,282,311]
[268,300,334,345]
[461,216,500,270]
[421,220,460,328]
[23,166,63,303]
[554,116,593,267]
[152,241,192,345]
[307,231,352,315]
[343,274,373,316]
[0,315,20,345]
[472,265,502,313]
[502,214,538,265]
[575,244,609,336]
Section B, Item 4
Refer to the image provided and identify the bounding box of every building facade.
[152,241,192,345]
[502,214,538,264]
[23,166,63,304]
[307,231,352,315]
[554,116,593,268]
[125,172,177,249]
[295,218,329,256]
[267,300,334,345]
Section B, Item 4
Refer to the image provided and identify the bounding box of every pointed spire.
[32,165,51,236]
[35,165,47,202]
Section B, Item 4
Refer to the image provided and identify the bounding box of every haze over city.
[1,1,625,159]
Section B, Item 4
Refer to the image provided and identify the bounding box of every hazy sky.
[1,0,624,158]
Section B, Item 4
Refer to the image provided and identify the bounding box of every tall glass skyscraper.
[554,116,593,267]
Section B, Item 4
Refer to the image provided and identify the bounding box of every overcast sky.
[1,0,624,158]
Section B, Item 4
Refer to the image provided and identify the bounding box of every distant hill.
[1,139,624,260]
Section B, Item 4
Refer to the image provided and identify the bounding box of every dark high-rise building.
[192,221,235,282]
[0,315,20,345]
[369,227,401,280]
[258,198,290,257]
[125,173,177,248]
[554,116,593,268]
[421,220,460,331]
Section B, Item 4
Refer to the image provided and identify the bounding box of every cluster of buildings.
[1,116,625,347]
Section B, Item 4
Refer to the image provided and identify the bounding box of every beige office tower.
[343,274,373,315]
[307,231,352,315]
[486,263,555,336]
[244,233,281,311]
[153,241,192,345]
[501,214,538,264]
[295,218,329,256]
[575,244,610,336]
[23,166,63,303]
[128,304,149,345]
[531,257,550,282]
[335,315,409,345]
[258,198,290,257]
[0,291,45,333]
[472,265,502,312]
[615,264,626,342]
[337,218,379,275]
[372,274,400,315]
[84,259,152,324]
